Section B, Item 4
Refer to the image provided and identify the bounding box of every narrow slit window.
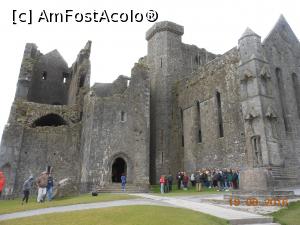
[161,151,164,165]
[197,101,202,143]
[120,111,126,122]
[275,68,290,132]
[42,71,47,80]
[160,58,162,68]
[216,91,224,137]
[180,108,184,147]
[292,73,300,119]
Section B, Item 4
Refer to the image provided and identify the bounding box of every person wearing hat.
[22,175,34,204]
[0,171,6,199]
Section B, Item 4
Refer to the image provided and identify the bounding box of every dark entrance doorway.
[111,157,126,183]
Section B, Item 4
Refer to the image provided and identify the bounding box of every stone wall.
[80,63,150,191]
[0,101,82,195]
[175,48,246,173]
[146,21,217,182]
[262,16,300,186]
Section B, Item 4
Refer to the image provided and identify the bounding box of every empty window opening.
[62,72,69,84]
[120,111,127,122]
[275,68,290,132]
[161,151,164,165]
[292,73,300,119]
[195,55,200,65]
[196,101,202,143]
[198,129,202,143]
[32,114,67,127]
[160,58,162,68]
[126,79,130,87]
[180,108,184,147]
[112,157,127,183]
[180,108,184,127]
[251,135,262,167]
[216,91,224,137]
[79,75,85,88]
[42,71,47,80]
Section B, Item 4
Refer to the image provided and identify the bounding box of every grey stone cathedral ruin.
[0,15,299,195]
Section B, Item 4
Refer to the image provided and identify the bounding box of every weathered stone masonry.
[0,15,299,195]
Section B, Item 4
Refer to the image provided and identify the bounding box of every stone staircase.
[97,183,149,193]
[270,166,298,188]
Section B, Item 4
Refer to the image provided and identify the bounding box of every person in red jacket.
[0,171,6,198]
[159,175,165,194]
[183,172,189,190]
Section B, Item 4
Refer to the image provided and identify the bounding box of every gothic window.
[79,75,85,88]
[62,72,69,84]
[41,71,47,80]
[292,73,300,119]
[251,135,262,167]
[216,91,224,137]
[275,68,290,132]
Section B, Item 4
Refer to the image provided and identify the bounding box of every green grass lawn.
[271,200,300,225]
[150,185,221,196]
[0,205,229,225]
[0,193,137,215]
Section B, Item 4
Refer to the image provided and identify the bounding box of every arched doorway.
[111,157,126,183]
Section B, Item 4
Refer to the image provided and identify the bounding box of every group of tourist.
[0,169,54,204]
[159,174,174,193]
[160,168,239,194]
[22,170,54,204]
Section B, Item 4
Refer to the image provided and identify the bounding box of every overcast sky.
[0,0,299,139]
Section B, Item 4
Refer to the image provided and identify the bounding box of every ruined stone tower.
[0,15,299,195]
[146,21,216,182]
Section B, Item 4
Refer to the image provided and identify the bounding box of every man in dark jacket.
[167,174,173,192]
[22,175,34,204]
[176,171,182,190]
[47,174,54,201]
